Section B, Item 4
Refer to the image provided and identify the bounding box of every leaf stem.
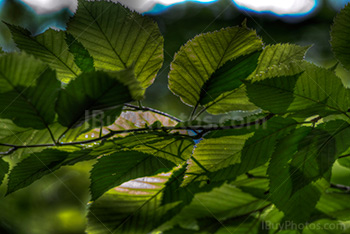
[192,107,207,120]
[189,103,199,121]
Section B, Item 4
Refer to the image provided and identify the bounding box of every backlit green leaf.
[90,150,176,201]
[7,25,80,82]
[67,0,164,88]
[169,25,263,107]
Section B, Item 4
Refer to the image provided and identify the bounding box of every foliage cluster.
[1,1,350,233]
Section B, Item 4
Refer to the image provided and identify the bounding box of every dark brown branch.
[0,113,275,156]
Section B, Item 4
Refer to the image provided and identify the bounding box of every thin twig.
[124,104,182,122]
[192,106,207,120]
[331,183,350,192]
[189,103,199,121]
[339,154,350,159]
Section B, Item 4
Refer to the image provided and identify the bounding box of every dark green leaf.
[90,150,176,201]
[268,128,321,223]
[55,69,142,129]
[331,3,350,71]
[162,183,270,231]
[316,192,350,220]
[0,53,60,130]
[199,51,261,105]
[289,128,336,193]
[6,149,93,195]
[92,132,194,165]
[65,33,95,72]
[87,173,179,234]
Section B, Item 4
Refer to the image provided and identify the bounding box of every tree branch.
[0,113,275,156]
[124,104,182,122]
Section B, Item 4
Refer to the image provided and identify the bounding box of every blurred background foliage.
[0,0,350,233]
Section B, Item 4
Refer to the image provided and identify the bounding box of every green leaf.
[185,133,253,184]
[246,73,302,114]
[331,3,350,71]
[55,69,142,129]
[205,44,309,115]
[268,128,321,223]
[316,192,350,220]
[90,150,176,201]
[289,127,337,193]
[161,183,270,232]
[0,53,60,131]
[246,62,350,116]
[186,117,298,184]
[87,172,180,234]
[0,119,85,158]
[92,132,194,165]
[169,25,263,107]
[65,33,95,72]
[0,158,9,186]
[199,51,261,105]
[6,149,93,195]
[7,25,80,82]
[67,0,164,89]
[250,44,310,80]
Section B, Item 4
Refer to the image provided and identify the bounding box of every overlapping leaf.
[7,25,80,82]
[6,149,93,195]
[246,62,350,116]
[56,68,143,129]
[87,173,179,234]
[90,150,176,201]
[205,44,309,114]
[0,53,60,131]
[316,192,350,220]
[331,3,350,71]
[159,183,270,232]
[67,0,164,88]
[66,33,95,73]
[184,133,253,184]
[169,24,263,108]
[185,117,298,184]
[268,127,321,223]
[92,132,194,165]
